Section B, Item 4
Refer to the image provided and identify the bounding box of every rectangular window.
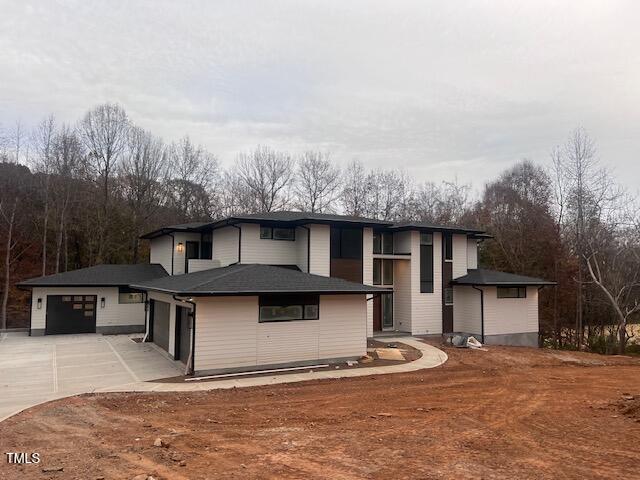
[382,293,393,328]
[273,227,295,240]
[373,232,382,254]
[118,287,144,304]
[444,233,453,261]
[260,226,273,239]
[497,287,527,299]
[373,258,382,285]
[201,233,212,259]
[444,288,454,305]
[382,259,393,285]
[382,233,394,254]
[259,294,320,322]
[330,227,362,259]
[420,232,434,293]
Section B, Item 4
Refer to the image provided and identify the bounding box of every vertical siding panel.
[309,224,330,276]
[466,238,478,270]
[410,231,442,334]
[362,228,374,336]
[452,234,468,278]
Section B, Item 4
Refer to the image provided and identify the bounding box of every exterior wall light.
[176,242,184,253]
[36,298,42,309]
[101,297,106,308]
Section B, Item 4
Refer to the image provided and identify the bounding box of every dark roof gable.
[451,268,555,286]
[18,264,168,288]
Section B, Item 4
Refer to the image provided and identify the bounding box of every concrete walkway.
[97,337,448,393]
[1,335,447,422]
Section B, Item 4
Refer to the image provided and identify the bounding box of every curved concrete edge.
[0,338,447,423]
[97,337,448,394]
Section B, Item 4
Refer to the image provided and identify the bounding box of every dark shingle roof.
[131,264,390,296]
[215,211,393,227]
[18,264,168,288]
[140,222,212,239]
[389,221,487,235]
[451,269,556,286]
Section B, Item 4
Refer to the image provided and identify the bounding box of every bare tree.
[167,136,219,220]
[340,160,369,217]
[294,151,341,213]
[119,126,169,261]
[31,115,57,275]
[234,146,294,212]
[79,103,130,262]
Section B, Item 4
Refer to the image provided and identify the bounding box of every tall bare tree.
[293,151,341,213]
[79,103,130,262]
[340,160,369,217]
[234,146,293,212]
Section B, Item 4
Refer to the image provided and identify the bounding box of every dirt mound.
[613,394,640,421]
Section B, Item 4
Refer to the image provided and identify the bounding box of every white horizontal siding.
[188,259,221,273]
[241,223,301,266]
[30,286,145,330]
[393,260,412,333]
[172,232,202,275]
[194,295,366,372]
[212,226,239,266]
[309,224,330,276]
[453,286,481,335]
[363,228,374,335]
[149,236,173,274]
[410,230,442,335]
[467,238,478,270]
[482,286,539,335]
[452,234,468,279]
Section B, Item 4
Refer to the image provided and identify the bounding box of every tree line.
[1,103,639,354]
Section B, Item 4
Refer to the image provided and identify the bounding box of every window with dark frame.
[497,287,527,299]
[259,294,320,322]
[373,231,382,254]
[444,287,454,305]
[330,227,362,259]
[444,233,453,261]
[382,259,393,285]
[420,232,434,293]
[373,258,382,285]
[382,233,394,254]
[118,287,144,304]
[260,226,295,241]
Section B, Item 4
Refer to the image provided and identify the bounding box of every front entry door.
[373,296,382,331]
[45,295,96,335]
[382,293,393,329]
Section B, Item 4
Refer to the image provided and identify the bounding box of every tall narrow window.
[382,259,393,285]
[373,258,382,285]
[382,233,394,254]
[444,233,453,261]
[373,232,382,254]
[420,233,434,293]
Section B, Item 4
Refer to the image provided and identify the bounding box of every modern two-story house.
[18,211,554,375]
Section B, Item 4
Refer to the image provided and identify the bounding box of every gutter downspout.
[230,224,241,264]
[472,285,485,344]
[175,295,197,376]
[142,291,149,342]
[300,225,311,272]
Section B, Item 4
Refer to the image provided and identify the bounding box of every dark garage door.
[45,295,97,335]
[150,300,170,352]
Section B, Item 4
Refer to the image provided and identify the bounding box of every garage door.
[45,295,97,335]
[150,300,170,352]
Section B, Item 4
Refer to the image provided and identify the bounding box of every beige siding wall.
[30,287,145,331]
[467,238,478,270]
[482,286,539,335]
[453,286,481,335]
[308,224,330,276]
[393,259,412,332]
[452,234,468,278]
[410,231,442,335]
[194,294,366,372]
[212,226,239,266]
[172,232,202,275]
[149,236,173,274]
[241,223,302,266]
[188,259,221,273]
[363,227,374,336]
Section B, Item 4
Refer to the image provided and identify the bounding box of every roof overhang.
[130,285,393,296]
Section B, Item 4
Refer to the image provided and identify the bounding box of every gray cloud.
[1,0,639,191]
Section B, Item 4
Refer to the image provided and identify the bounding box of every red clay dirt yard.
[1,343,640,480]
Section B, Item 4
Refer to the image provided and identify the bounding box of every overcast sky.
[1,0,639,192]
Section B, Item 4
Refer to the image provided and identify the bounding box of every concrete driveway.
[0,332,183,421]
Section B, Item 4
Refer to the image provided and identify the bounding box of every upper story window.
[373,258,394,285]
[260,226,295,241]
[497,287,526,299]
[444,233,453,261]
[420,232,434,293]
[201,233,212,259]
[373,231,394,254]
[331,227,362,259]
